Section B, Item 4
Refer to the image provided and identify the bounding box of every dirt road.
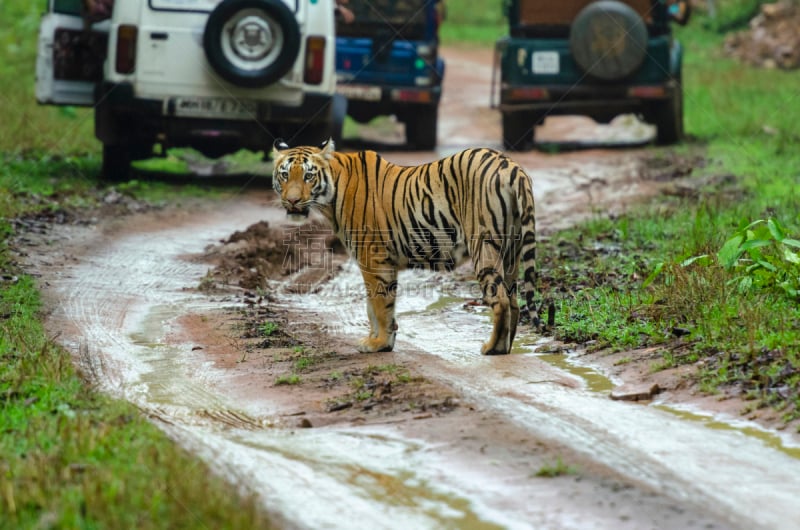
[22,47,800,529]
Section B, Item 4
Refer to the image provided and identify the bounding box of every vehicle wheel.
[653,90,683,145]
[404,105,438,150]
[203,0,300,88]
[102,144,132,181]
[570,1,648,81]
[102,143,152,181]
[331,94,348,145]
[502,111,534,151]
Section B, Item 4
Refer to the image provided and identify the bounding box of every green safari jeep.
[495,0,690,150]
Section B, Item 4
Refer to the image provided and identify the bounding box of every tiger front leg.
[356,270,398,353]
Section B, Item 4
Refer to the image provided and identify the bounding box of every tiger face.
[271,139,336,220]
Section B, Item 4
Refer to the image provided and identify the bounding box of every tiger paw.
[356,337,394,353]
[481,342,509,356]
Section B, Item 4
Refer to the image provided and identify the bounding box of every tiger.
[271,139,540,355]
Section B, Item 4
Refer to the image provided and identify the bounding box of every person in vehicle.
[83,0,113,24]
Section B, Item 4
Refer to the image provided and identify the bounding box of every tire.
[404,105,438,150]
[203,0,300,88]
[331,94,348,145]
[502,111,534,151]
[570,1,648,81]
[102,143,152,181]
[102,144,132,181]
[653,90,683,145]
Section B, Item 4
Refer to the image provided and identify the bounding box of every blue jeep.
[335,0,445,150]
[495,0,690,150]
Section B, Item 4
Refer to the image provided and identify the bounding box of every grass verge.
[541,10,800,427]
[0,234,271,528]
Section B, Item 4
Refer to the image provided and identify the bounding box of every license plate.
[532,51,560,74]
[173,97,256,119]
[336,84,382,102]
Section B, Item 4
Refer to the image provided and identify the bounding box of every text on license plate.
[173,97,256,119]
[336,85,382,101]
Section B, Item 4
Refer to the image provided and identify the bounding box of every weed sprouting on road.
[534,457,579,478]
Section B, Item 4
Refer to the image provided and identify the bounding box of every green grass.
[0,2,97,155]
[0,1,272,525]
[533,457,579,478]
[542,9,800,424]
[0,274,270,528]
[275,374,302,386]
[439,0,506,46]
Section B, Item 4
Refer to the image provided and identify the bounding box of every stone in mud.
[610,382,661,402]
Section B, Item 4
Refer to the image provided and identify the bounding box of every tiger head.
[271,138,336,220]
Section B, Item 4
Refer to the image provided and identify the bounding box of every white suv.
[36,0,338,179]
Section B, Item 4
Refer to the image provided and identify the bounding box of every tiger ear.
[272,138,290,160]
[319,137,335,161]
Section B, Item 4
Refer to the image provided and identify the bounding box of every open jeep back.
[496,0,686,150]
[335,0,445,150]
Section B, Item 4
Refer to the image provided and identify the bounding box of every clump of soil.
[200,218,346,291]
[724,2,800,69]
[183,300,462,428]
[193,217,461,427]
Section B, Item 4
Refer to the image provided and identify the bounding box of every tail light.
[391,89,432,103]
[628,86,667,99]
[506,87,550,101]
[304,36,326,85]
[116,24,138,74]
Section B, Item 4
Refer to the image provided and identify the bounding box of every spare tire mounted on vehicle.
[569,0,647,81]
[204,0,300,88]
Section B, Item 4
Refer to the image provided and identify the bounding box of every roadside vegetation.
[540,5,800,426]
[0,2,270,528]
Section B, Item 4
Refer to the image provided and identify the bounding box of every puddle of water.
[656,405,800,457]
[527,338,800,460]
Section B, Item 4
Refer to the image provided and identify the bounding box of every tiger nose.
[287,197,301,206]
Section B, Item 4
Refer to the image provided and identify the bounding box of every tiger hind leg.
[475,258,513,355]
[504,243,522,349]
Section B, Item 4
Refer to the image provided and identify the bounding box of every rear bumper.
[497,80,678,116]
[337,84,442,120]
[94,82,333,147]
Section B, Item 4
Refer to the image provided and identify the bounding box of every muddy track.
[17,47,800,529]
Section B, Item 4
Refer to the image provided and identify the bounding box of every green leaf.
[717,235,744,269]
[681,254,711,267]
[741,219,766,232]
[782,238,800,249]
[767,218,786,242]
[642,262,664,288]
[739,239,771,252]
[784,248,800,265]
[754,260,777,272]
[737,275,753,293]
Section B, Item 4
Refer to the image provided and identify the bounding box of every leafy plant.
[260,321,279,337]
[685,218,800,298]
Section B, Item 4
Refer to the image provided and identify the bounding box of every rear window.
[336,0,431,41]
[518,0,654,26]
[53,0,82,15]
